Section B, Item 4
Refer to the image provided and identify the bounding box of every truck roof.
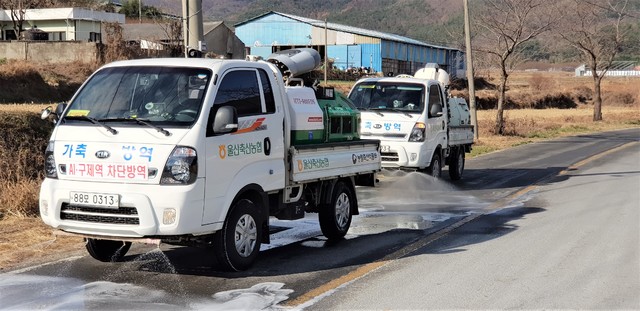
[354,76,435,85]
[101,58,268,70]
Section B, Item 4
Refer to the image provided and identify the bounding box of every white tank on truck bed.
[285,86,325,144]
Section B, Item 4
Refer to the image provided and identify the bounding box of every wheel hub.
[234,214,257,257]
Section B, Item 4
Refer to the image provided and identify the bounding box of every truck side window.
[258,69,276,113]
[214,70,262,117]
[428,84,443,118]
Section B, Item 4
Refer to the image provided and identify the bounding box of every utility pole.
[189,0,203,53]
[182,0,188,57]
[138,0,142,24]
[463,0,478,140]
[324,19,328,86]
[181,0,203,57]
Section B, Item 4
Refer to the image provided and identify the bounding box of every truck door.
[425,83,447,156]
[202,68,285,225]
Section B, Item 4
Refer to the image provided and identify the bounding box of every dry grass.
[472,106,640,155]
[0,103,51,113]
[0,60,95,103]
[0,109,53,220]
[0,218,84,272]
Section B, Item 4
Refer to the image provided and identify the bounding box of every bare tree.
[471,0,557,134]
[156,18,183,57]
[558,0,632,121]
[103,22,132,63]
[2,0,54,39]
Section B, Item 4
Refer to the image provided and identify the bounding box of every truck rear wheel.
[448,147,465,181]
[426,152,442,178]
[319,181,353,239]
[213,199,262,271]
[85,238,131,262]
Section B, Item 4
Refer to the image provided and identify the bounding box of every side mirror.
[211,105,238,135]
[429,104,443,118]
[40,106,53,120]
[40,102,67,124]
[54,102,67,116]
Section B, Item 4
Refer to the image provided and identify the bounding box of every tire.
[85,239,131,262]
[319,181,354,239]
[448,147,465,181]
[213,199,262,271]
[426,152,442,178]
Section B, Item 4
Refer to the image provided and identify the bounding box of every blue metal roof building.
[234,11,465,78]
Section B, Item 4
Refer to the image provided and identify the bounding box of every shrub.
[529,74,553,92]
[605,92,635,106]
[0,111,54,218]
[572,86,592,104]
[532,93,577,109]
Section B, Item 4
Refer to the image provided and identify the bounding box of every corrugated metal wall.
[360,44,381,72]
[328,44,362,69]
[235,12,463,77]
[236,14,313,58]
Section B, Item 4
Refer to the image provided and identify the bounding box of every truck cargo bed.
[290,139,380,183]
[449,125,474,146]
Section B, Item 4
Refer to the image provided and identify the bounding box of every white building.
[0,8,124,42]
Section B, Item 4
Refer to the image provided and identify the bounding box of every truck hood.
[50,125,191,184]
[359,111,418,141]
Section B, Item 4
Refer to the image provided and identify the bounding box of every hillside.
[146,0,464,47]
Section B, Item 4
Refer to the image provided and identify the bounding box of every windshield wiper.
[363,107,385,117]
[100,118,172,137]
[132,119,172,136]
[63,115,118,135]
[390,108,413,118]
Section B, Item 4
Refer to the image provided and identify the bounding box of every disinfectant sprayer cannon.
[267,48,322,82]
[263,48,362,145]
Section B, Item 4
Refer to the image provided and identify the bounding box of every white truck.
[348,64,473,179]
[39,48,380,271]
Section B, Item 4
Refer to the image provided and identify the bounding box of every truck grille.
[60,203,140,225]
[381,152,399,162]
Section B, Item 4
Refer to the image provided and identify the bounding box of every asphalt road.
[308,130,640,309]
[1,129,638,310]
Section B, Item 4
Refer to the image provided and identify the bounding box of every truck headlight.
[408,123,426,142]
[44,141,58,179]
[161,146,197,185]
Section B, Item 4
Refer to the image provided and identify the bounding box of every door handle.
[264,137,271,156]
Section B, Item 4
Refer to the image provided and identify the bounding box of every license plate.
[69,191,119,209]
[380,145,391,153]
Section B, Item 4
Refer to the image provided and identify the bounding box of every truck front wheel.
[319,181,353,239]
[214,199,262,271]
[85,238,131,262]
[426,152,442,178]
[448,148,465,181]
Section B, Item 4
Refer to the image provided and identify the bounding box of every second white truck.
[348,64,474,179]
[39,48,380,271]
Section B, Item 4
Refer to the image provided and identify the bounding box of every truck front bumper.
[380,142,432,169]
[39,178,221,238]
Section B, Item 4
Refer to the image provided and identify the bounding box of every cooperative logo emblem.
[373,124,382,129]
[95,150,110,159]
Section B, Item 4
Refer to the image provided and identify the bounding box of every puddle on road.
[0,274,293,310]
[350,170,488,234]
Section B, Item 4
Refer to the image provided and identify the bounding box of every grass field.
[0,70,639,271]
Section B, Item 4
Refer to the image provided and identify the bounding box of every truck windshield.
[64,66,211,126]
[349,82,425,113]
